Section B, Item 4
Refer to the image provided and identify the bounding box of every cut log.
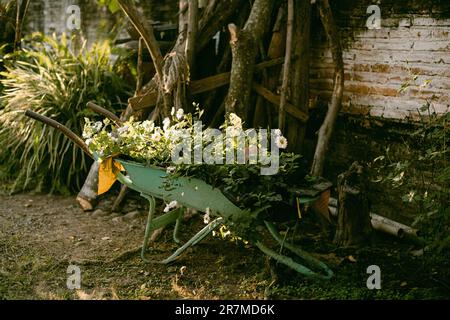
[76,161,99,211]
[334,162,373,246]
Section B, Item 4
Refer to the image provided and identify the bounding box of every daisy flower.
[275,135,288,149]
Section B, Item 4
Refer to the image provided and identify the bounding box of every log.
[76,161,99,211]
[334,162,372,246]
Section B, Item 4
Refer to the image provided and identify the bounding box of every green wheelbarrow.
[25,108,333,280]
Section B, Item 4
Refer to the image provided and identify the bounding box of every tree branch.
[311,0,344,177]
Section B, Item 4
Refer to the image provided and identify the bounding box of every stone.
[123,210,142,221]
[92,209,108,217]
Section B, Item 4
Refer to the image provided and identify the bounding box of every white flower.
[229,113,242,128]
[163,117,171,131]
[151,131,161,142]
[275,135,288,149]
[274,129,282,137]
[117,125,129,135]
[166,166,176,173]
[142,120,154,132]
[85,138,93,146]
[176,108,184,120]
[203,207,211,224]
[93,121,103,132]
[163,200,178,212]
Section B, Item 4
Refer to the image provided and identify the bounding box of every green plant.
[0,32,131,193]
[371,76,449,252]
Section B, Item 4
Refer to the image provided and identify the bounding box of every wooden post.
[334,162,373,246]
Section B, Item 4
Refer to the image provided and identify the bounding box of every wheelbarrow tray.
[115,159,243,219]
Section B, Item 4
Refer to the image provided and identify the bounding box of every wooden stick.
[24,110,92,158]
[117,0,164,85]
[86,102,122,125]
[252,83,308,122]
[128,58,285,111]
[111,184,128,212]
[135,37,144,96]
[278,0,294,131]
[186,0,198,72]
[310,0,344,177]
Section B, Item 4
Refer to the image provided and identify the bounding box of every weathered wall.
[310,0,450,121]
[25,0,178,44]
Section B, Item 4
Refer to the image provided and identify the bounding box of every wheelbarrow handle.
[24,110,93,159]
[86,101,122,125]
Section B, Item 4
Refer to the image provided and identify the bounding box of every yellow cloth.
[98,157,124,195]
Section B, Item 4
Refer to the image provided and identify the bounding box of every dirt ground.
[0,191,449,300]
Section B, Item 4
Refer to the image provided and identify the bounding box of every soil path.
[0,193,265,299]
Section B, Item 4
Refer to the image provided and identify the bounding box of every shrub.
[0,33,131,193]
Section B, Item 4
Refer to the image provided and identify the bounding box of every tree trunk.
[334,162,373,246]
[286,0,311,153]
[310,0,344,177]
[224,0,274,120]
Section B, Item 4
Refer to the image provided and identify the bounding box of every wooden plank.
[128,57,285,111]
[251,83,308,123]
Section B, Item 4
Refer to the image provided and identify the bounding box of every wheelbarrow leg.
[140,194,156,263]
[261,220,334,279]
[161,218,223,264]
[173,208,183,244]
